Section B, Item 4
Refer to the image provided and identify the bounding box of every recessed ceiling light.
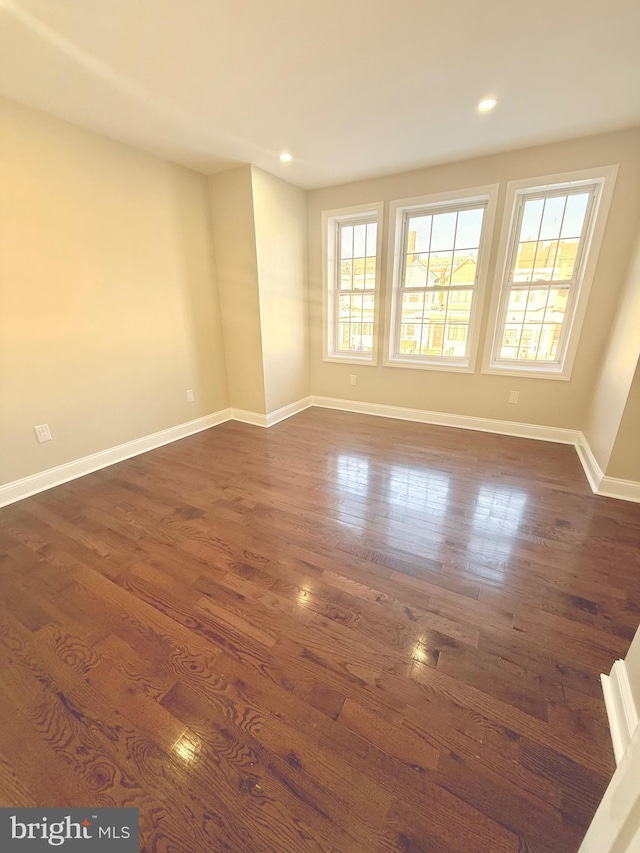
[279,152,293,163]
[477,97,497,113]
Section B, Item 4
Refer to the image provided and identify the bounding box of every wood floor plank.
[1,408,636,851]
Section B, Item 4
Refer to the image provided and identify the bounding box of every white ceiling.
[1,0,639,189]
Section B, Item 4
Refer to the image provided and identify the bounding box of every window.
[323,203,383,363]
[385,187,497,371]
[485,167,617,379]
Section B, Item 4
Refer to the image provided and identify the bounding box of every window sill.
[383,356,474,373]
[481,363,571,381]
[324,353,377,366]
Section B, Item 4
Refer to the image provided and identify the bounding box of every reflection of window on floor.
[335,453,370,496]
[334,453,370,534]
[385,465,450,552]
[387,465,449,518]
[468,484,528,569]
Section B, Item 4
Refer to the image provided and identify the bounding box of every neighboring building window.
[485,168,616,379]
[385,187,497,371]
[323,203,383,364]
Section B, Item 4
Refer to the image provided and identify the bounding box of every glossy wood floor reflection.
[2,409,640,852]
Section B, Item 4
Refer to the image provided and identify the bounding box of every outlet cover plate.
[34,424,52,443]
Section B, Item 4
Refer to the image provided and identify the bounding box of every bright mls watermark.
[0,808,138,850]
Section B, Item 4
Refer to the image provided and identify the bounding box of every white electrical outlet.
[186,389,195,403]
[508,390,520,404]
[34,424,52,443]
[350,374,357,386]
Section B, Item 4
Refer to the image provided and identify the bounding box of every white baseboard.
[575,433,640,502]
[598,476,640,504]
[0,409,232,508]
[575,433,605,493]
[310,395,582,444]
[266,396,313,427]
[602,660,639,764]
[0,398,314,507]
[230,408,268,428]
[310,397,640,503]
[3,394,639,508]
[231,396,313,428]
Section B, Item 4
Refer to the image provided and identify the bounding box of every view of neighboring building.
[338,223,377,353]
[502,238,574,361]
[399,250,476,358]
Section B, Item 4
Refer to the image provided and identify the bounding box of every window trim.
[322,202,384,365]
[482,165,618,381]
[384,185,498,373]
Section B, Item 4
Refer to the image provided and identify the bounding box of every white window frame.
[322,202,384,365]
[384,185,498,372]
[482,165,618,381]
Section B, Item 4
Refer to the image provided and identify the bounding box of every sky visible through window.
[409,207,484,255]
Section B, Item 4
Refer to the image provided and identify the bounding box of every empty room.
[2,1,640,851]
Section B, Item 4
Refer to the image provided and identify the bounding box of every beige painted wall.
[606,361,640,482]
[585,233,640,475]
[3,97,639,489]
[307,127,640,429]
[0,97,228,486]
[251,167,309,413]
[209,166,266,414]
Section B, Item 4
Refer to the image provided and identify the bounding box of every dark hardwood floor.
[2,408,640,852]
